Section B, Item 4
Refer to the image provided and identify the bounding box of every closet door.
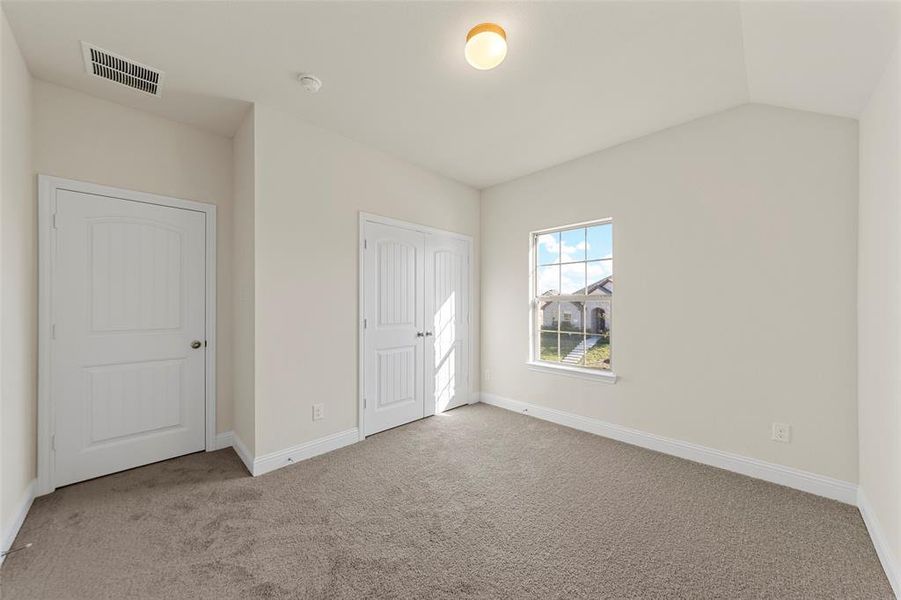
[425,234,470,414]
[363,222,426,435]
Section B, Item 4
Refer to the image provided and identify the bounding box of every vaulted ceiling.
[4,1,899,188]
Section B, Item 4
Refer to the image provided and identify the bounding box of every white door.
[425,234,470,414]
[52,189,207,487]
[362,218,472,436]
[363,222,426,435]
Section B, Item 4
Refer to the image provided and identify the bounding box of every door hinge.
[51,213,58,229]
[363,318,367,329]
[364,239,368,250]
[51,434,56,451]
[363,398,367,409]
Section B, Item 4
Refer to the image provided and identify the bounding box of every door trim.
[37,175,218,496]
[357,212,474,441]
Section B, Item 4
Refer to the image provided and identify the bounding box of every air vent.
[81,42,163,97]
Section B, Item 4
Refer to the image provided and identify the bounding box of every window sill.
[526,361,617,384]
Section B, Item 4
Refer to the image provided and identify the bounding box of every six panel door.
[52,189,207,487]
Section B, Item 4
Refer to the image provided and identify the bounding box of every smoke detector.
[297,73,322,93]
[81,42,163,97]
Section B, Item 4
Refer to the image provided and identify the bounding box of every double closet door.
[362,219,471,436]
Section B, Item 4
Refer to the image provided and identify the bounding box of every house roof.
[540,276,613,298]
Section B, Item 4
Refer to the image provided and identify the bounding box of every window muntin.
[532,221,612,372]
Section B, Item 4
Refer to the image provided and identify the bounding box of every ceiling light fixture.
[465,23,507,70]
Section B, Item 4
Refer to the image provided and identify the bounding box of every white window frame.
[527,218,617,383]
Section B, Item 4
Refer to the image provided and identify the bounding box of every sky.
[537,224,612,295]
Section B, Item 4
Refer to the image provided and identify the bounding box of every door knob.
[416,332,424,338]
[424,331,433,337]
[191,340,203,349]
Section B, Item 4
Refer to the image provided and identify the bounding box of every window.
[532,220,613,373]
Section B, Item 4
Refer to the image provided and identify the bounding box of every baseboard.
[479,392,857,505]
[252,428,359,476]
[858,488,901,598]
[212,430,234,451]
[231,433,255,476]
[1,479,36,566]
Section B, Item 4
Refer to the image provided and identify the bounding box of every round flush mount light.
[297,73,322,93]
[465,23,507,70]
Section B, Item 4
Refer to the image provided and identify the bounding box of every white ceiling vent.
[81,42,163,97]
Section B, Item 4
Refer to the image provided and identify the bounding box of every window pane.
[585,299,611,335]
[537,232,560,265]
[585,299,611,370]
[538,301,559,331]
[587,224,612,260]
[537,265,560,296]
[540,331,559,362]
[587,260,613,288]
[560,228,586,263]
[560,332,584,365]
[561,263,586,294]
[558,301,583,332]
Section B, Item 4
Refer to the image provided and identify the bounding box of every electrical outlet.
[312,403,324,421]
[771,422,791,443]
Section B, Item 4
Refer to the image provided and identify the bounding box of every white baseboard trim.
[231,433,255,476]
[1,479,36,566]
[858,488,901,598]
[479,392,858,505]
[212,430,234,451]
[252,428,359,477]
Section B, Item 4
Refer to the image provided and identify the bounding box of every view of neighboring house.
[540,276,613,334]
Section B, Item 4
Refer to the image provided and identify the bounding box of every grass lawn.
[584,343,610,369]
[540,332,610,369]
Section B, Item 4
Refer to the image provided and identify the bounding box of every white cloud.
[561,263,585,293]
[537,266,559,294]
[560,240,587,263]
[588,260,613,282]
[538,234,558,253]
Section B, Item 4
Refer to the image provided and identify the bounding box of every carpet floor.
[0,404,892,599]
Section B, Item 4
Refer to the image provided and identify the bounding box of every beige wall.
[1,10,34,545]
[481,104,859,483]
[252,104,480,456]
[859,42,901,562]
[33,80,235,433]
[232,107,255,453]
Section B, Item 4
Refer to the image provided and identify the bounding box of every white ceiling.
[4,1,899,189]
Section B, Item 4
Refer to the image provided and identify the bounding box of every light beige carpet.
[0,404,892,599]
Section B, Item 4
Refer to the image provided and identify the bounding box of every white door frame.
[358,212,474,441]
[37,175,218,496]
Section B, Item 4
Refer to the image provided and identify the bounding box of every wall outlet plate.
[312,403,324,421]
[771,422,791,443]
